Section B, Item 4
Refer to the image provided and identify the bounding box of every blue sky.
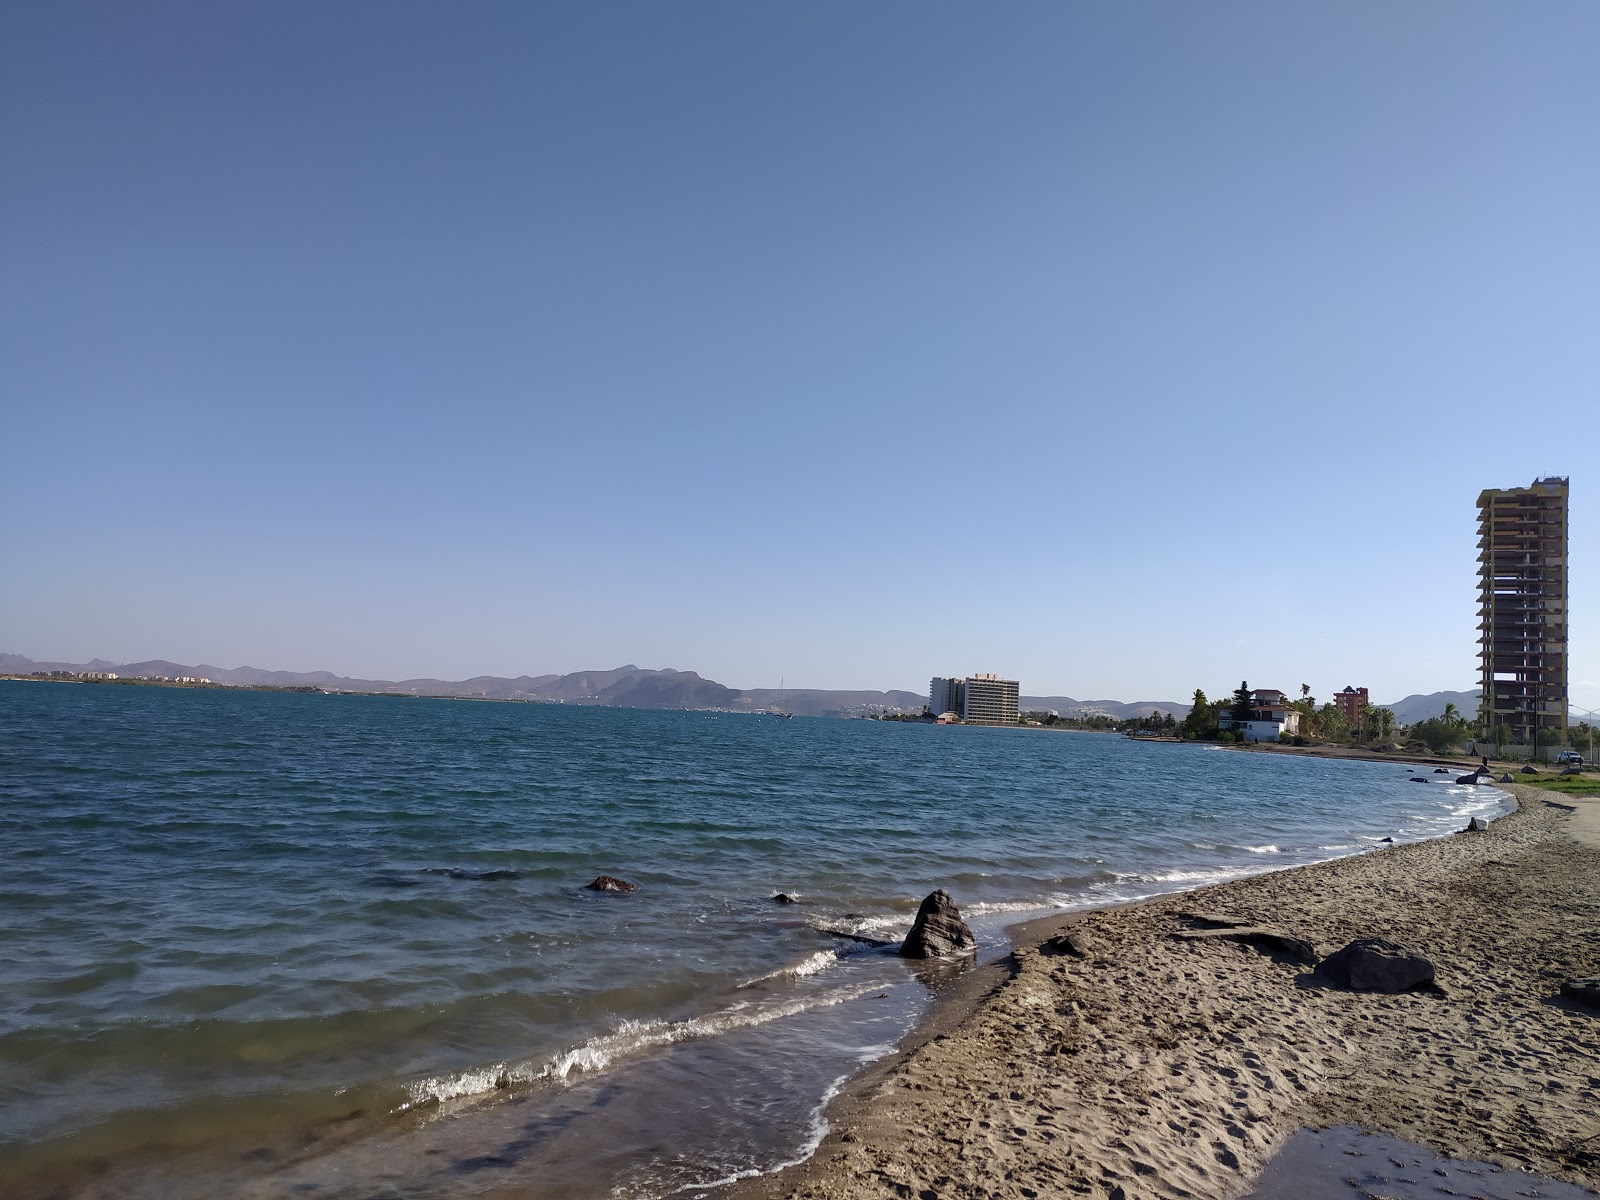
[3,2,1597,710]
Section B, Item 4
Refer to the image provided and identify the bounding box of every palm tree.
[1442,702,1468,742]
[1373,707,1396,741]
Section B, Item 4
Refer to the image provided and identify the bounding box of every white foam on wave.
[404,980,887,1110]
[737,950,838,988]
[1130,866,1246,885]
[1241,844,1280,854]
[963,898,1062,916]
[842,914,908,935]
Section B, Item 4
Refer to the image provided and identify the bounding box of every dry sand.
[733,784,1600,1200]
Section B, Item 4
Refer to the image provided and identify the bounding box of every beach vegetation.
[1315,703,1350,742]
[1575,723,1597,761]
[1290,696,1319,735]
[1406,705,1474,754]
[1229,682,1254,725]
[1358,706,1395,742]
[1518,773,1600,797]
[1181,689,1217,739]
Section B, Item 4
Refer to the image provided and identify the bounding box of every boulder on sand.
[1500,773,1515,783]
[586,875,637,893]
[1041,930,1094,958]
[1314,937,1436,993]
[1560,978,1600,1007]
[1463,816,1489,832]
[1522,765,1540,774]
[900,889,976,959]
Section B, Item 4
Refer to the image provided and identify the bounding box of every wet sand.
[732,784,1600,1200]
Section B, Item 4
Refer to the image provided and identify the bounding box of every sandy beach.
[732,783,1600,1200]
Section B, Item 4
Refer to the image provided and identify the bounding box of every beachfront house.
[1217,688,1302,742]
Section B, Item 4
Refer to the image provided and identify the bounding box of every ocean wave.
[1240,844,1280,854]
[404,981,886,1110]
[737,950,838,988]
[808,913,907,938]
[962,899,1061,916]
[1125,866,1249,885]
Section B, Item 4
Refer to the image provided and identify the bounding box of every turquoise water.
[0,681,1508,1198]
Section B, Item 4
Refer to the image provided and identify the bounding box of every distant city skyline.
[3,3,1597,710]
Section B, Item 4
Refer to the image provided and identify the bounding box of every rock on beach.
[900,889,976,959]
[1314,937,1436,992]
[1560,978,1600,1007]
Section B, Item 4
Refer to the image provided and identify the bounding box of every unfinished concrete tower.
[1477,476,1569,745]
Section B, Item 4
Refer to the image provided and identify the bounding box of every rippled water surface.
[0,681,1509,1198]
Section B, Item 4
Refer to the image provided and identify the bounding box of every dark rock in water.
[772,893,800,904]
[1521,765,1540,774]
[1409,777,1428,783]
[585,875,637,893]
[819,927,894,948]
[900,889,976,959]
[1464,817,1489,832]
[1040,930,1094,958]
[1314,937,1435,993]
[1380,837,1394,843]
[1433,768,1451,773]
[1455,773,1479,785]
[1560,978,1600,1007]
[1500,773,1515,783]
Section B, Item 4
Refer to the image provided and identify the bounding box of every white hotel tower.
[929,674,1020,726]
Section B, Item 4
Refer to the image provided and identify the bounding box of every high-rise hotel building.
[1477,477,1569,743]
[929,674,1020,725]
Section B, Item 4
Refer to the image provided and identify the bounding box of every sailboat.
[776,678,794,719]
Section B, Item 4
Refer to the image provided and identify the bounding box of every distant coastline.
[0,653,1190,720]
[0,652,1478,727]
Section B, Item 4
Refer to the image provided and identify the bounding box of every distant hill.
[1380,689,1479,726]
[0,654,910,715]
[1022,695,1191,721]
[734,688,929,718]
[0,654,732,708]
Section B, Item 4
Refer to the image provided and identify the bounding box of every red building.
[1334,685,1368,726]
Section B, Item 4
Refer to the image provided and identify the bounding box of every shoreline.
[729,784,1600,1200]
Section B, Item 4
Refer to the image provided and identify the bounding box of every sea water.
[0,681,1509,1198]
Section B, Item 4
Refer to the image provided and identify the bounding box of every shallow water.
[0,681,1510,1197]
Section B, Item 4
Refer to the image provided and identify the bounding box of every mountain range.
[0,654,925,717]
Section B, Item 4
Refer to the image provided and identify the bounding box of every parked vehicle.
[1556,750,1584,765]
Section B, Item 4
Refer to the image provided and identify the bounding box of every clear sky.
[3,2,1597,710]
